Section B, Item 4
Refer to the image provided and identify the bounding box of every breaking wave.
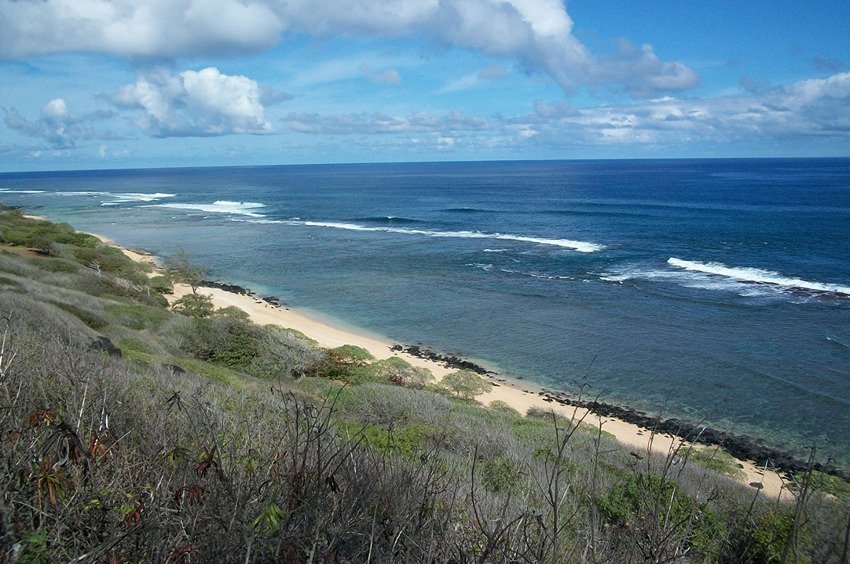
[292,221,604,252]
[153,201,266,218]
[667,258,850,298]
[601,258,850,300]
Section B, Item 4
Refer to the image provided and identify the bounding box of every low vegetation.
[1,209,848,561]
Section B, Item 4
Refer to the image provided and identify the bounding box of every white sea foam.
[0,190,45,194]
[294,221,604,252]
[483,248,509,253]
[667,258,850,296]
[107,192,176,203]
[153,201,266,218]
[54,191,108,197]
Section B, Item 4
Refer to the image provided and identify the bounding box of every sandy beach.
[108,240,788,499]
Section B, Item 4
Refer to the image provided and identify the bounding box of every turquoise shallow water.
[2,158,849,466]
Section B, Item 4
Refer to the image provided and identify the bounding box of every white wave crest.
[668,258,850,296]
[153,201,266,217]
[0,190,45,194]
[295,221,603,252]
[108,192,176,203]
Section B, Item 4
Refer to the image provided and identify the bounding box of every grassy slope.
[0,208,848,562]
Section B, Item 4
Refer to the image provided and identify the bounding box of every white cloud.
[287,72,850,149]
[0,0,284,58]
[519,71,850,145]
[112,67,275,136]
[286,109,490,135]
[3,98,116,148]
[0,0,698,97]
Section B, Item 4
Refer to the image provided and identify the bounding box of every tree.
[440,369,490,400]
[171,293,214,318]
[165,248,205,293]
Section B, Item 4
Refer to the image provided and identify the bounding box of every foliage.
[105,303,171,330]
[329,344,374,362]
[47,300,108,330]
[342,356,433,386]
[213,305,250,320]
[164,248,205,292]
[596,472,726,555]
[171,293,215,318]
[147,274,173,294]
[684,446,746,480]
[489,399,521,416]
[440,369,491,400]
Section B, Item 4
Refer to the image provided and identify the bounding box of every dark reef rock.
[390,344,496,375]
[200,280,287,307]
[200,280,255,296]
[537,391,850,482]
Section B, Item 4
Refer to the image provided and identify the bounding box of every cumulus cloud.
[4,98,116,148]
[517,71,850,145]
[287,72,850,148]
[111,67,275,136]
[0,0,284,58]
[0,0,698,97]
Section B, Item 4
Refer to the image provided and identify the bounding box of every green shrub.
[105,303,170,330]
[330,344,375,362]
[148,275,173,294]
[489,400,521,416]
[684,446,746,480]
[171,293,215,318]
[480,457,523,493]
[117,336,153,354]
[440,369,491,400]
[597,473,725,554]
[73,246,131,273]
[342,356,433,386]
[40,258,80,273]
[47,300,108,330]
[268,325,318,346]
[181,316,263,370]
[213,305,250,320]
[340,422,432,458]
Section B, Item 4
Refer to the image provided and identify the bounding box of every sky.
[0,0,849,171]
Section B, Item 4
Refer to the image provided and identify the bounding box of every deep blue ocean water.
[2,159,849,466]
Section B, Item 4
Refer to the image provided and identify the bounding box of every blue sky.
[1,0,848,171]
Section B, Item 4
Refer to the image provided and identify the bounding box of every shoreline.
[196,278,846,485]
[43,221,803,499]
[164,275,794,499]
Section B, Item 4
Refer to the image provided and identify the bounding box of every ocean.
[2,158,849,467]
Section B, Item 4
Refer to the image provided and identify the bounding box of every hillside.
[0,208,848,562]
